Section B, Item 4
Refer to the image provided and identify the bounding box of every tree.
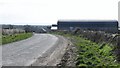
[9,25,13,29]
[24,25,32,33]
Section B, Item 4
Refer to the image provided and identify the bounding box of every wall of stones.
[2,29,25,35]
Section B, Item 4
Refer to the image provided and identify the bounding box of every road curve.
[2,34,66,66]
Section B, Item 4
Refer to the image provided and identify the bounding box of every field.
[2,33,33,45]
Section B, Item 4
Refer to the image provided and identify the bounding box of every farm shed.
[57,20,118,33]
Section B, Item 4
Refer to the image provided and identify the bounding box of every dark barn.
[57,20,118,33]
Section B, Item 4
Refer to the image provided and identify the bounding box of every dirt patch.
[57,37,77,67]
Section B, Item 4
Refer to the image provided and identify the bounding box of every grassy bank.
[74,36,118,66]
[51,31,120,66]
[2,33,33,45]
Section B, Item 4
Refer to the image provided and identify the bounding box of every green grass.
[74,36,117,66]
[51,31,120,66]
[2,33,33,45]
[0,34,2,45]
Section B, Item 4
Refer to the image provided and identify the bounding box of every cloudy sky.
[0,0,119,25]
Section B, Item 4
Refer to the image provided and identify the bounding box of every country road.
[2,34,69,66]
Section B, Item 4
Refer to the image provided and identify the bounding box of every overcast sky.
[0,0,119,25]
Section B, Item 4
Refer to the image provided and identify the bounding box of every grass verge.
[74,36,118,66]
[51,31,120,66]
[2,33,33,45]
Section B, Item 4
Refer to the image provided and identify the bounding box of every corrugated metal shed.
[57,20,118,33]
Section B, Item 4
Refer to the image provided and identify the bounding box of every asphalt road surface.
[2,34,68,66]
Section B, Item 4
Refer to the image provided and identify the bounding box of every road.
[2,34,69,66]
